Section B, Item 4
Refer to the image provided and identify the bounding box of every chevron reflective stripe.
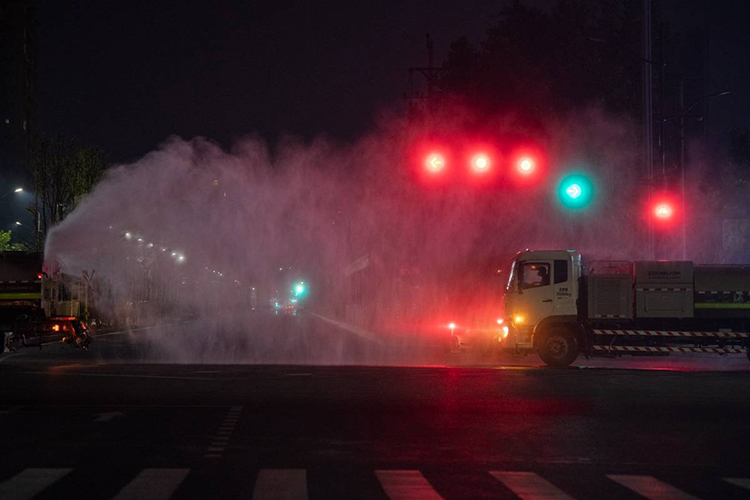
[592,314,625,318]
[593,329,750,338]
[697,290,750,294]
[636,287,692,292]
[593,345,747,354]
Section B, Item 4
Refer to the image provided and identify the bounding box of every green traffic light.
[558,174,594,209]
[293,281,307,297]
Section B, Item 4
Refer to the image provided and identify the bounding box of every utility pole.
[642,0,654,260]
[405,33,445,106]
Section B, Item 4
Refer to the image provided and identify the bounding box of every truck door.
[552,258,577,316]
[517,261,555,327]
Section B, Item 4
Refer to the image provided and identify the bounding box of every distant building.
[0,0,37,228]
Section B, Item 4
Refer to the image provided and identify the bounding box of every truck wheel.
[538,327,580,367]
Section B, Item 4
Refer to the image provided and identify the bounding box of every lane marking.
[253,469,308,500]
[94,411,125,422]
[375,470,444,500]
[0,352,27,363]
[0,468,72,500]
[204,405,243,459]
[312,313,382,343]
[95,318,207,338]
[20,371,241,381]
[112,468,189,500]
[724,478,750,490]
[490,471,574,500]
[607,475,699,500]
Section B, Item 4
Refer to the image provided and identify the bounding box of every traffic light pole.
[642,0,655,260]
[679,81,686,260]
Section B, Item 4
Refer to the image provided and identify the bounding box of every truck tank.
[694,265,750,318]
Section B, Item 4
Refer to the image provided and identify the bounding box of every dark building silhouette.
[0,0,37,231]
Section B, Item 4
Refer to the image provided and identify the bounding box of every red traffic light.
[471,153,491,173]
[653,202,674,220]
[425,153,446,173]
[517,156,535,175]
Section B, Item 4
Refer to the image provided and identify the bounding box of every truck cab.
[503,250,583,365]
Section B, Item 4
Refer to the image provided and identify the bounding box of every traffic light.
[425,153,446,173]
[653,202,674,220]
[558,174,594,209]
[651,197,677,225]
[471,153,491,173]
[517,156,535,175]
[293,281,307,298]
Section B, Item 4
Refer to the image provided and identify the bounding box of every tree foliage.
[0,230,27,251]
[29,136,109,247]
[437,0,644,128]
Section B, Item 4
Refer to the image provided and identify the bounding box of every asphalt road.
[1,313,750,499]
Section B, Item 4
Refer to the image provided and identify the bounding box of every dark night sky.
[37,0,750,163]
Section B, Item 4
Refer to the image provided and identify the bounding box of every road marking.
[724,478,750,490]
[0,352,27,363]
[312,313,383,343]
[95,319,206,338]
[112,468,189,500]
[491,471,574,500]
[94,411,124,422]
[0,405,21,416]
[21,371,239,381]
[204,406,243,459]
[253,469,308,499]
[0,468,72,500]
[607,475,699,500]
[375,470,444,499]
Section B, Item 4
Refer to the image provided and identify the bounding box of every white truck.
[502,250,750,366]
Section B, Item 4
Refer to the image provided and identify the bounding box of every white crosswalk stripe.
[0,468,72,500]
[253,469,308,500]
[724,478,750,491]
[491,471,575,500]
[607,474,699,500]
[112,468,190,500]
[376,470,444,500]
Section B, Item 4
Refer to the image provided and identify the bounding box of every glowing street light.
[1,187,24,199]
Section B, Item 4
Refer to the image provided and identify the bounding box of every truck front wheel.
[538,327,580,367]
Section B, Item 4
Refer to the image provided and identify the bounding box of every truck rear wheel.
[538,327,580,367]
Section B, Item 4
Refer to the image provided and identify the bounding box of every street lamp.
[0,187,24,199]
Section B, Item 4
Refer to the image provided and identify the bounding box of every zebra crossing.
[0,467,748,499]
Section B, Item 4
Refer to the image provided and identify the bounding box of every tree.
[29,136,109,248]
[729,129,750,185]
[0,230,27,251]
[436,0,645,127]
